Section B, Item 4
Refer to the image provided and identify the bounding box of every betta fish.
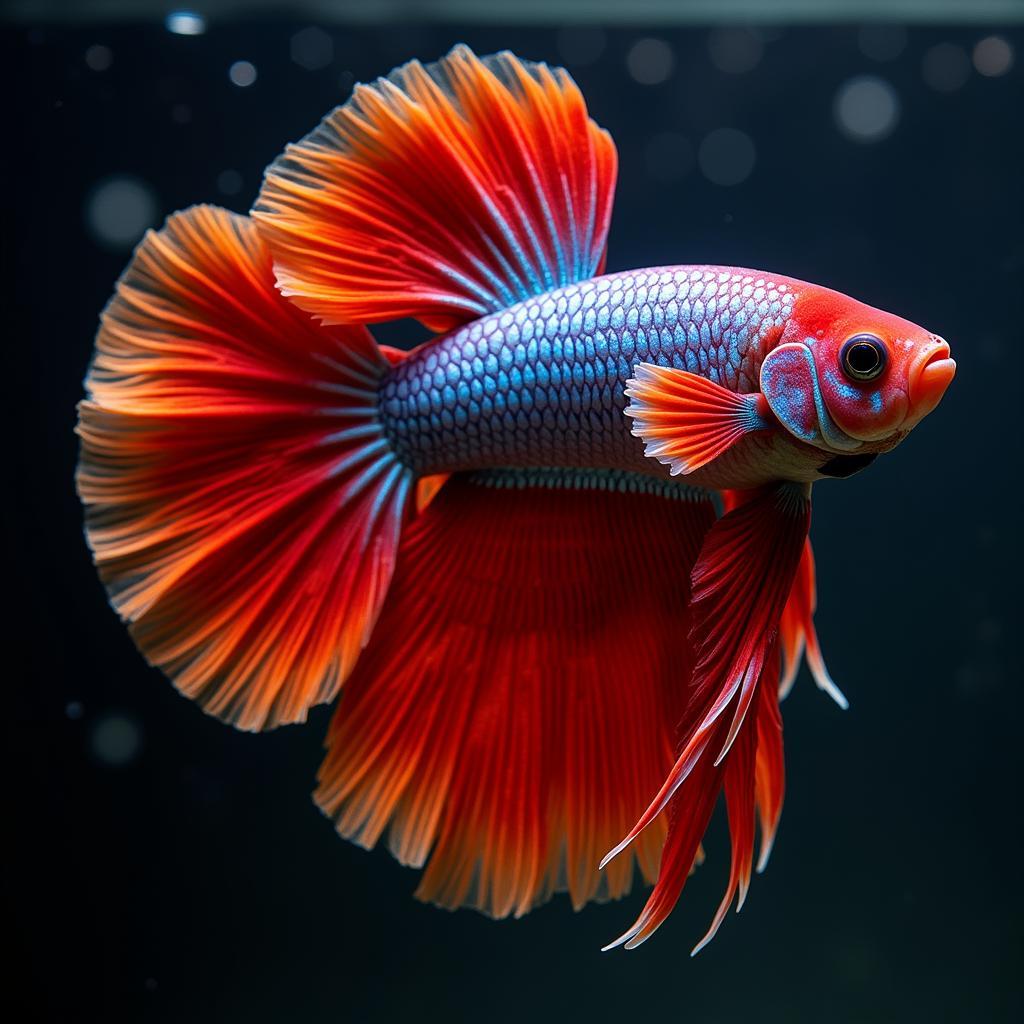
[76,46,954,952]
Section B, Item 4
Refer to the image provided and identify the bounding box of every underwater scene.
[8,2,1022,1022]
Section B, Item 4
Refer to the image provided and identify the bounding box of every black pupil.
[847,342,880,374]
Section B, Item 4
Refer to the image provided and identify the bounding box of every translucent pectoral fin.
[624,363,775,476]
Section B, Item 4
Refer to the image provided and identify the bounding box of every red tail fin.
[77,206,413,731]
[314,470,715,918]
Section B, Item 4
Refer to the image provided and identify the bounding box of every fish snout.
[907,337,955,423]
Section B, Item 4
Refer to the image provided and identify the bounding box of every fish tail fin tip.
[77,205,413,732]
[253,45,617,331]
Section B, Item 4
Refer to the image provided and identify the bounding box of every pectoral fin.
[624,363,774,476]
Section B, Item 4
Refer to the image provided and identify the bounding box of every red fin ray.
[603,484,810,950]
[779,538,848,708]
[77,206,412,731]
[316,472,715,919]
[254,45,617,331]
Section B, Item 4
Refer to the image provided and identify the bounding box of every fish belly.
[379,266,796,476]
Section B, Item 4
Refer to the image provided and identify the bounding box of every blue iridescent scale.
[380,267,796,476]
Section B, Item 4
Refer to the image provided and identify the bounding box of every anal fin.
[314,470,715,918]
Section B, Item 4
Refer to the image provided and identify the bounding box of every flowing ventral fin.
[253,44,618,331]
[601,483,810,952]
[624,363,774,476]
[314,472,716,920]
[76,205,413,732]
[779,536,848,708]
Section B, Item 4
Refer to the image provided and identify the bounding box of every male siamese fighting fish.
[77,46,955,952]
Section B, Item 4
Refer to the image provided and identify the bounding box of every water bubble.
[627,38,675,86]
[973,36,1014,77]
[165,11,205,36]
[707,28,763,74]
[556,27,606,67]
[229,61,257,88]
[645,132,695,183]
[84,45,112,72]
[857,25,907,62]
[698,128,756,186]
[217,169,243,196]
[290,27,333,71]
[90,713,142,766]
[921,43,971,93]
[85,176,159,250]
[834,76,900,143]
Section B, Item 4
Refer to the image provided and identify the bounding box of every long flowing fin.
[314,470,715,918]
[76,206,413,731]
[779,537,848,708]
[602,484,810,950]
[624,363,775,476]
[253,45,617,331]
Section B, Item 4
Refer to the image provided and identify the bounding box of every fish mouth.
[907,338,956,421]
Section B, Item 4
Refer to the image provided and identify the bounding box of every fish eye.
[840,334,887,382]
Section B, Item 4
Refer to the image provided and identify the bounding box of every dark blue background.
[8,16,1021,1024]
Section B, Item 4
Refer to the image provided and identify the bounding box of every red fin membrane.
[602,484,810,951]
[779,538,848,708]
[254,45,617,331]
[624,363,773,476]
[314,472,715,918]
[76,206,413,731]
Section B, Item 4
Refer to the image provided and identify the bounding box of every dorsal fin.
[253,45,617,331]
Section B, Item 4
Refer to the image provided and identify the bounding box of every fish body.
[76,46,954,952]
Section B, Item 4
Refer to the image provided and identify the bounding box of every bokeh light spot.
[290,27,333,71]
[65,701,84,720]
[85,176,159,251]
[91,713,142,766]
[707,28,763,74]
[857,25,907,62]
[229,61,257,88]
[922,43,971,93]
[217,169,244,196]
[973,36,1014,77]
[834,75,900,143]
[84,45,112,72]
[165,11,205,36]
[644,132,695,183]
[556,27,606,67]
[626,38,674,86]
[698,128,756,186]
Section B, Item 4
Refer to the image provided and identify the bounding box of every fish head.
[760,284,955,455]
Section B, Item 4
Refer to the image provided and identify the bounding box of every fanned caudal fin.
[624,363,774,476]
[253,45,617,331]
[779,537,848,708]
[314,470,715,919]
[76,206,413,732]
[602,484,810,951]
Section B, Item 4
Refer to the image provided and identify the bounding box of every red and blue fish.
[76,46,955,952]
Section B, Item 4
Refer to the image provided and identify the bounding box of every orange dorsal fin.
[624,363,774,476]
[253,45,617,331]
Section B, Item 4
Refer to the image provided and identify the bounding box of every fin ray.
[254,45,617,330]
